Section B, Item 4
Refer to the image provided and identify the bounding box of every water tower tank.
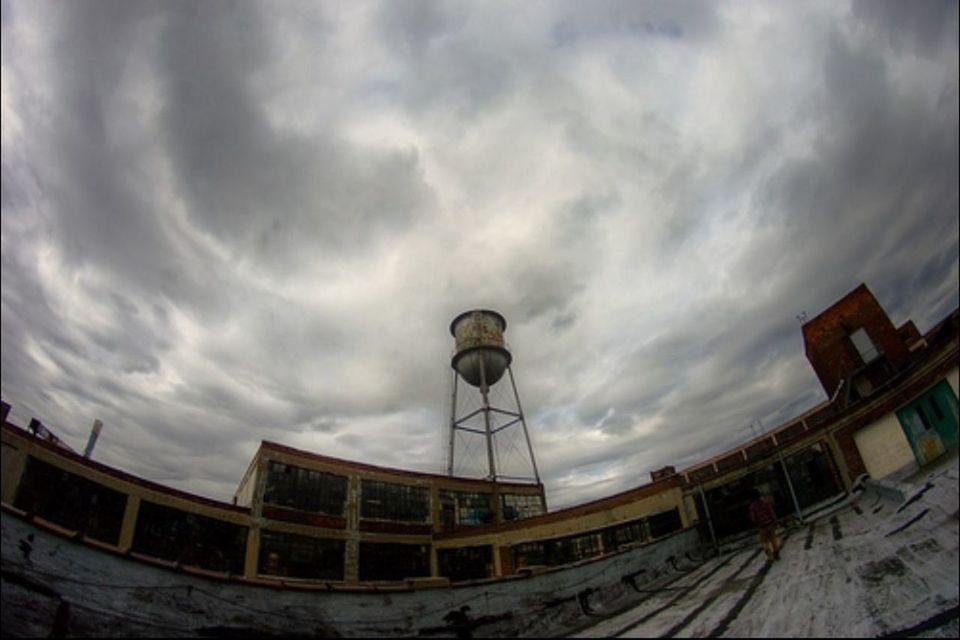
[450,310,512,387]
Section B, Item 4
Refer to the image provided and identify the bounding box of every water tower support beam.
[447,369,459,476]
[479,358,497,481]
[509,367,541,485]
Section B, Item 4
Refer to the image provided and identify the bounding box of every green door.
[896,380,959,466]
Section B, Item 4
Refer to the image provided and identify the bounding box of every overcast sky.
[2,0,958,509]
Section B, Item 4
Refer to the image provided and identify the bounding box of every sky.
[2,0,958,510]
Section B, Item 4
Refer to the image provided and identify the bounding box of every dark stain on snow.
[885,508,930,537]
[830,516,843,541]
[857,556,907,583]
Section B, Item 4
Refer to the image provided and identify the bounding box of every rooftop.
[572,449,959,638]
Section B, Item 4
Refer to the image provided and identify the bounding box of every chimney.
[83,420,103,459]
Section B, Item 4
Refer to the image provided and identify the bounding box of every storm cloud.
[2,0,957,508]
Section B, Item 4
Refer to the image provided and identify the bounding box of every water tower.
[447,310,541,485]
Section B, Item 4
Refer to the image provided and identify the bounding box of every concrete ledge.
[404,576,450,589]
[516,565,550,576]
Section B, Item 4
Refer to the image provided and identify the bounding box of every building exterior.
[680,284,958,540]
[1,283,957,636]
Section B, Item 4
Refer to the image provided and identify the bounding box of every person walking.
[748,488,781,561]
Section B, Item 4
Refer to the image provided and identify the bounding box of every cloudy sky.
[2,0,958,509]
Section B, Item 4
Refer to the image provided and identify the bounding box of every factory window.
[512,531,603,569]
[439,490,493,526]
[783,442,843,509]
[746,438,775,460]
[647,508,683,538]
[131,501,247,574]
[263,462,347,516]
[512,541,546,568]
[358,542,430,581]
[258,530,344,580]
[600,519,647,551]
[438,545,493,582]
[360,480,430,522]
[501,493,545,521]
[14,456,126,545]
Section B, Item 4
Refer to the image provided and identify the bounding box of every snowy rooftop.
[572,451,959,638]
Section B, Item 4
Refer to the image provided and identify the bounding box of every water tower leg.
[508,367,542,486]
[447,369,459,476]
[479,358,497,482]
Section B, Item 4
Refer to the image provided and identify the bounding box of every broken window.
[500,493,544,521]
[438,545,493,582]
[13,456,126,545]
[131,501,247,574]
[360,480,430,522]
[782,442,842,509]
[258,530,344,580]
[600,519,646,551]
[358,542,430,581]
[512,541,546,568]
[263,462,347,515]
[511,531,603,568]
[647,508,683,538]
[438,489,493,526]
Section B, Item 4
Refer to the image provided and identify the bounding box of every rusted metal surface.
[450,310,511,388]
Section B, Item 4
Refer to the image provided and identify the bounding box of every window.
[358,542,430,581]
[511,531,603,569]
[647,508,683,538]
[439,490,493,526]
[600,520,646,551]
[131,501,247,574]
[258,530,344,580]
[500,493,545,521]
[360,480,430,522]
[263,462,347,515]
[438,545,493,582]
[850,328,880,364]
[14,456,127,545]
[928,396,945,422]
[915,404,932,430]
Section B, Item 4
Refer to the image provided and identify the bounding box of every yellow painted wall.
[433,486,685,550]
[1,438,27,504]
[853,412,916,479]
[2,428,249,526]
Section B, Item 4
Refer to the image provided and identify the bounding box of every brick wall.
[803,283,911,397]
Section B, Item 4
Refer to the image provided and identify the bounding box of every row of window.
[12,455,677,583]
[264,461,544,524]
[14,456,128,545]
[512,508,683,569]
[260,537,493,582]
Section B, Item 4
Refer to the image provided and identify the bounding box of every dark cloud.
[2,1,957,508]
[548,0,721,47]
[157,4,436,268]
[852,0,959,59]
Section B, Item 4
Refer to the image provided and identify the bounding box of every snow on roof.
[574,449,959,638]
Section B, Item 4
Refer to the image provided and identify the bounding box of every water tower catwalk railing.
[447,310,542,489]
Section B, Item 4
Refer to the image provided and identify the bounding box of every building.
[1,283,957,636]
[679,284,958,541]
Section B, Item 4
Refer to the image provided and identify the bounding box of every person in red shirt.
[748,488,780,561]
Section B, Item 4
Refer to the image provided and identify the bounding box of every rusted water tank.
[450,310,512,388]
